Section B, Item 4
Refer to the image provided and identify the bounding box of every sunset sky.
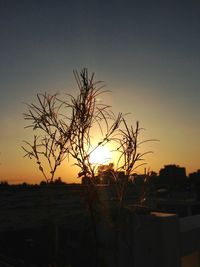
[1,0,200,184]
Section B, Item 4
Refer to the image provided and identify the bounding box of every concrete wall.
[98,210,200,267]
[97,210,181,267]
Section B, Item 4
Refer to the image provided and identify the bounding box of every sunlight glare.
[89,146,111,165]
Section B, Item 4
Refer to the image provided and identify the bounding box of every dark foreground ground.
[0,185,133,267]
[0,185,100,266]
[1,185,200,267]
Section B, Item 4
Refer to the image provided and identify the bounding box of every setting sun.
[89,146,112,165]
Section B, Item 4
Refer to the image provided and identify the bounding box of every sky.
[0,0,200,184]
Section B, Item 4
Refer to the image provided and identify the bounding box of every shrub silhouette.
[22,68,155,266]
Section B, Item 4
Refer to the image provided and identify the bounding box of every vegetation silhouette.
[22,69,156,266]
[22,68,154,196]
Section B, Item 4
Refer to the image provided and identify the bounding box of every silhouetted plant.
[68,69,122,182]
[22,71,122,184]
[22,93,73,183]
[22,68,155,267]
[65,69,123,266]
[23,68,156,213]
[113,118,156,204]
[22,69,123,266]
